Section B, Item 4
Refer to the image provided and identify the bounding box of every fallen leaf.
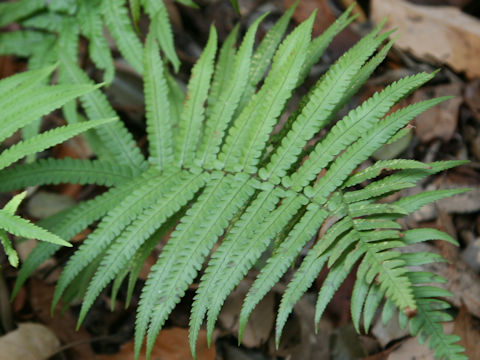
[26,191,76,219]
[407,0,471,6]
[387,337,435,360]
[453,304,480,359]
[219,280,274,348]
[29,279,96,359]
[412,83,462,143]
[371,0,480,78]
[0,323,60,360]
[372,312,410,347]
[268,287,332,360]
[96,327,215,360]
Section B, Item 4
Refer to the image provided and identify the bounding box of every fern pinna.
[0,65,115,267]
[8,5,467,360]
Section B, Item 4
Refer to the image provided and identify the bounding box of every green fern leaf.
[196,15,266,167]
[206,25,239,118]
[78,0,115,83]
[149,2,181,73]
[52,169,181,310]
[286,70,435,191]
[135,173,251,358]
[0,210,70,247]
[0,158,135,192]
[0,118,116,171]
[220,14,314,173]
[0,192,30,267]
[175,26,217,167]
[0,83,101,142]
[144,33,174,169]
[101,0,143,73]
[275,216,355,345]
[203,191,304,346]
[0,64,55,95]
[261,30,410,184]
[0,0,45,27]
[78,171,206,327]
[239,204,328,340]
[59,54,147,171]
[12,173,150,299]
[236,3,297,110]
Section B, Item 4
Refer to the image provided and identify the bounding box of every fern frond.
[21,12,65,32]
[343,159,431,188]
[196,15,266,167]
[149,2,181,73]
[275,216,355,345]
[236,3,297,110]
[0,118,116,171]
[51,168,180,310]
[317,248,365,325]
[0,64,54,95]
[220,14,314,173]
[136,173,252,358]
[78,171,206,327]
[142,174,254,358]
[175,26,217,167]
[78,0,115,83]
[261,30,409,184]
[403,228,458,246]
[393,188,470,214]
[405,268,467,359]
[206,25,239,117]
[305,97,450,203]
[129,0,141,29]
[0,158,135,192]
[355,238,414,321]
[0,0,45,27]
[0,192,30,267]
[59,54,147,171]
[144,33,174,169]
[286,70,434,191]
[12,172,150,299]
[0,83,101,142]
[0,209,70,247]
[201,191,304,347]
[299,5,355,83]
[189,187,281,351]
[165,72,184,126]
[101,0,143,73]
[239,204,328,340]
[0,229,17,267]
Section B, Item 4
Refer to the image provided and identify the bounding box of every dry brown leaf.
[387,337,435,360]
[453,304,480,358]
[219,280,274,348]
[412,84,462,143]
[0,323,60,360]
[408,0,471,6]
[29,279,96,359]
[371,0,480,78]
[96,327,215,360]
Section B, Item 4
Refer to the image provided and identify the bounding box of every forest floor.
[1,0,480,359]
